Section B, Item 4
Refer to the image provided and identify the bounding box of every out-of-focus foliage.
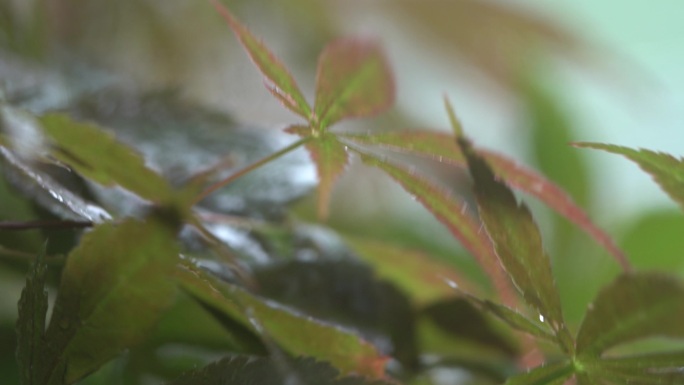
[1,1,683,385]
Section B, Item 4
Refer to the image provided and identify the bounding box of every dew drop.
[538,314,545,323]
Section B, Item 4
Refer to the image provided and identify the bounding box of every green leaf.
[16,249,49,385]
[43,218,179,384]
[210,0,312,119]
[344,235,474,305]
[39,113,173,203]
[575,143,684,212]
[253,260,418,369]
[169,355,394,385]
[174,262,388,379]
[421,298,518,357]
[341,131,629,269]
[585,350,684,384]
[314,38,395,129]
[288,126,349,219]
[576,272,684,357]
[463,295,556,343]
[504,360,574,385]
[458,138,572,352]
[354,149,513,302]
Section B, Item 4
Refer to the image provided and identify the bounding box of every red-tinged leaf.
[576,272,684,357]
[174,262,388,379]
[575,143,684,212]
[341,131,629,270]
[288,125,349,219]
[210,0,312,119]
[458,138,573,353]
[314,38,395,129]
[504,361,574,385]
[343,235,477,305]
[353,149,515,305]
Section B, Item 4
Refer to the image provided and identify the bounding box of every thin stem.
[192,137,310,205]
[0,245,65,265]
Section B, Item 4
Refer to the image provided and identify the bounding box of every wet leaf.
[288,126,348,219]
[458,138,572,352]
[253,260,418,369]
[210,0,312,119]
[342,131,628,269]
[421,298,518,357]
[353,149,512,303]
[344,235,472,305]
[576,272,684,357]
[38,113,173,203]
[574,143,684,212]
[504,360,574,385]
[462,295,555,343]
[314,38,395,129]
[174,262,388,378]
[16,249,48,385]
[42,218,179,384]
[169,355,394,385]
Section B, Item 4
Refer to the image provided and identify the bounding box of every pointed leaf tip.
[575,142,684,213]
[443,95,463,137]
[211,0,312,119]
[314,38,395,129]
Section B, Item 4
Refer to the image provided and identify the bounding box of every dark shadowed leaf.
[421,298,518,357]
[575,143,684,212]
[288,125,348,219]
[576,272,684,357]
[174,262,388,378]
[353,149,514,304]
[16,250,48,385]
[210,0,312,119]
[463,295,555,343]
[314,38,394,129]
[42,218,179,384]
[169,355,394,385]
[253,260,418,369]
[458,138,572,353]
[341,131,628,269]
[38,113,173,203]
[344,235,473,305]
[504,360,574,385]
[583,351,684,384]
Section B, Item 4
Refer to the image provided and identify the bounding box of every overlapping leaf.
[39,113,173,203]
[576,272,684,356]
[174,262,388,378]
[344,235,473,304]
[457,137,572,353]
[341,131,628,269]
[353,149,513,303]
[41,218,179,384]
[16,250,48,385]
[210,0,311,119]
[314,38,395,129]
[287,126,349,219]
[169,355,393,385]
[575,143,684,212]
[584,351,684,384]
[253,260,418,368]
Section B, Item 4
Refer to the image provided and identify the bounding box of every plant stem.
[192,137,310,205]
[0,220,93,231]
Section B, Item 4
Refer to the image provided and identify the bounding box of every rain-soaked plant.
[1,1,683,384]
